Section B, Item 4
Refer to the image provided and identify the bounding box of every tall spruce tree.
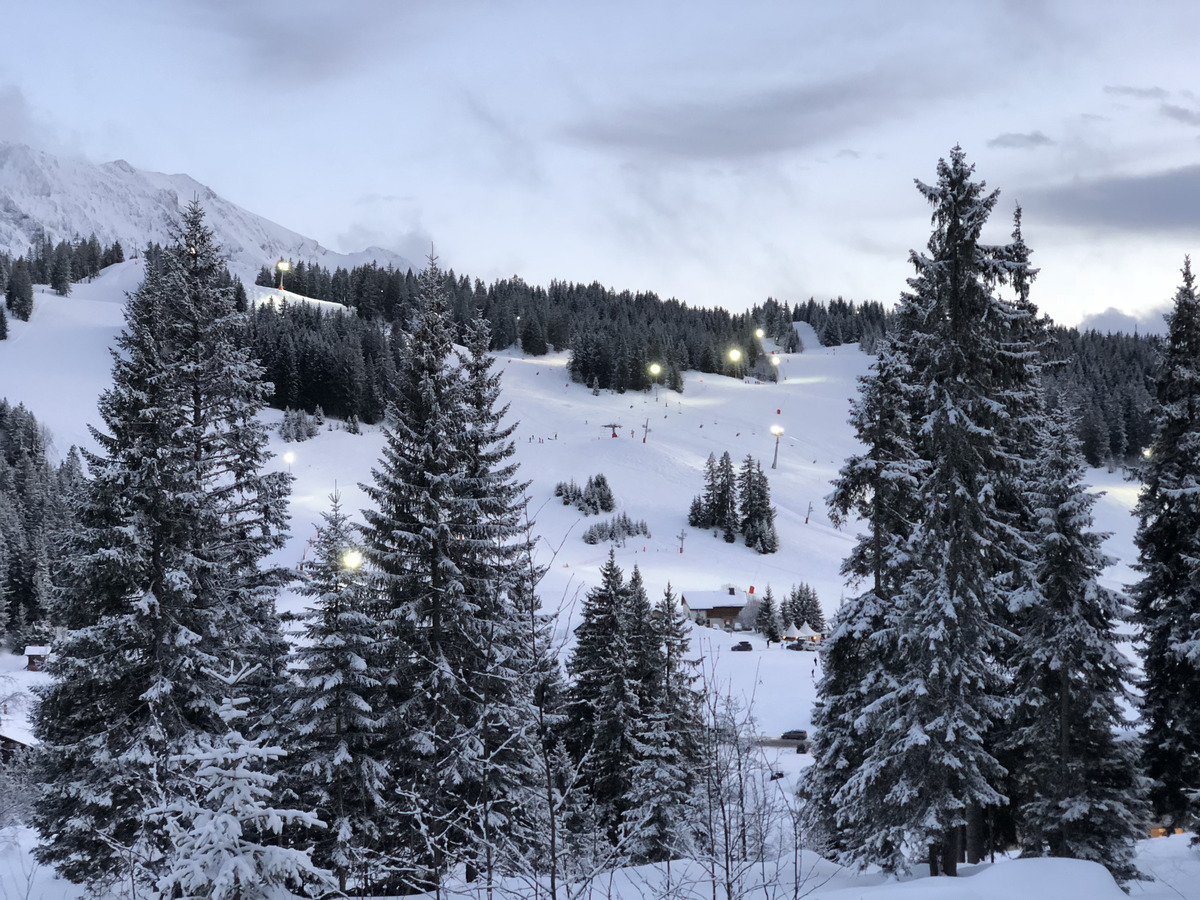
[564,550,641,846]
[625,584,702,864]
[1007,408,1147,882]
[33,201,292,893]
[755,585,782,643]
[454,311,547,886]
[1133,256,1200,831]
[830,148,1037,876]
[804,339,923,866]
[287,493,386,893]
[360,262,542,890]
[5,258,33,321]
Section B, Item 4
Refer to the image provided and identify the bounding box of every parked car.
[731,641,754,652]
[786,640,818,651]
[781,729,808,741]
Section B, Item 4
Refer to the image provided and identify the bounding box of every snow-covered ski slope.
[0,263,1190,899]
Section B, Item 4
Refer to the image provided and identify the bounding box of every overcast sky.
[4,0,1200,329]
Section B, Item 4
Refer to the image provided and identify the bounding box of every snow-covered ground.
[0,264,1195,899]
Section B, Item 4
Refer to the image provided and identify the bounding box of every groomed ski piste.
[0,261,1187,899]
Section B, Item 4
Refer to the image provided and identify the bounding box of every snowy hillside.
[0,270,1193,900]
[0,143,414,281]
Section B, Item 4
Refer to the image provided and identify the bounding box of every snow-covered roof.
[23,646,50,656]
[783,623,801,639]
[795,623,821,639]
[681,589,748,610]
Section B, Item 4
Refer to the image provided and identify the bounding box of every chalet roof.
[681,589,748,610]
[23,646,51,656]
[796,623,822,639]
[783,623,801,639]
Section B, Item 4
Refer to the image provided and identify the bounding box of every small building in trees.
[0,728,32,762]
[680,585,751,629]
[23,646,51,672]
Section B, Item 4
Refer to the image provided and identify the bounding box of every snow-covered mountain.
[0,143,414,281]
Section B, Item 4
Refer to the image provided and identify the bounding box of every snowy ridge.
[0,142,415,281]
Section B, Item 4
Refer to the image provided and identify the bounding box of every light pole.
[770,424,784,469]
[771,355,780,382]
[283,451,295,474]
[649,362,662,400]
[277,258,290,293]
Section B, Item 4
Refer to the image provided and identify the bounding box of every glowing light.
[342,549,364,570]
[649,363,662,377]
[1143,447,1153,459]
[729,348,742,362]
[770,424,784,437]
[771,356,780,366]
[283,452,295,465]
[756,328,764,338]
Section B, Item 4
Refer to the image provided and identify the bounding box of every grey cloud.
[1078,305,1168,335]
[0,85,53,146]
[1103,84,1169,100]
[1028,166,1200,233]
[460,92,543,186]
[189,0,421,85]
[987,131,1053,149]
[564,68,926,162]
[1163,104,1200,126]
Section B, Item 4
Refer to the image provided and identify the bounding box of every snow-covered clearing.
[0,263,1194,898]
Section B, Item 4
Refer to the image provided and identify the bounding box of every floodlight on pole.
[729,348,742,363]
[756,328,765,339]
[649,362,662,400]
[277,258,290,292]
[770,424,784,469]
[283,451,295,473]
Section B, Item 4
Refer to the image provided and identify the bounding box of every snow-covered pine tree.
[359,255,477,889]
[833,148,1032,876]
[157,664,333,900]
[786,584,824,632]
[454,311,547,886]
[286,492,387,893]
[33,201,292,893]
[564,550,641,847]
[624,583,702,864]
[749,461,778,553]
[716,451,738,542]
[360,267,542,891]
[1006,407,1147,883]
[980,203,1049,862]
[696,452,720,529]
[738,454,759,547]
[755,586,782,644]
[804,343,925,864]
[5,258,33,321]
[1133,256,1200,832]
[626,566,663,716]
